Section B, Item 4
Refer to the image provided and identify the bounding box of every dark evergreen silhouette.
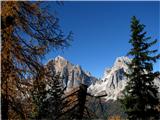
[31,63,67,120]
[43,74,65,120]
[120,16,160,120]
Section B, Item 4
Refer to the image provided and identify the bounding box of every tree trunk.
[77,84,88,120]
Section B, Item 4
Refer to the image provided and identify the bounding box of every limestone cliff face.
[44,56,160,100]
[45,56,97,91]
[88,56,160,101]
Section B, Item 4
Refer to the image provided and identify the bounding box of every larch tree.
[120,16,160,120]
[1,1,72,120]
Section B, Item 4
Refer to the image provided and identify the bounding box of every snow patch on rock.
[88,56,160,101]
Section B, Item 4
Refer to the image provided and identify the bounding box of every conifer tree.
[31,62,67,120]
[120,16,160,120]
[1,1,72,119]
[46,74,66,120]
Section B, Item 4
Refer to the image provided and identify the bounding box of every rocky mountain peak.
[45,55,160,101]
[45,56,97,91]
[55,55,66,61]
[88,56,160,101]
[102,56,130,80]
[113,56,131,69]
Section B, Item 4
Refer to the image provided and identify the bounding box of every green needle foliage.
[120,16,160,120]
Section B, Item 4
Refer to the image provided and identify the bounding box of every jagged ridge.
[45,56,97,91]
[44,56,160,100]
[88,56,160,101]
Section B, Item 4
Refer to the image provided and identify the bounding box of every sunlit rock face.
[45,56,97,91]
[88,56,160,101]
[44,56,160,100]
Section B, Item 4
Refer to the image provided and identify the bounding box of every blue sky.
[43,1,160,78]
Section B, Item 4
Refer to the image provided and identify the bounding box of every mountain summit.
[45,56,160,100]
[45,56,97,91]
[88,56,160,101]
